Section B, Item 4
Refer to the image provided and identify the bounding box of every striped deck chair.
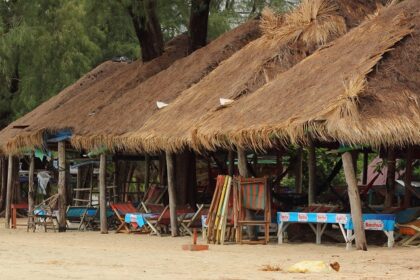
[139,185,168,213]
[234,177,271,244]
[179,204,210,236]
[147,205,193,236]
[110,202,139,233]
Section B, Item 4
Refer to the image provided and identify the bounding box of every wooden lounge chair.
[146,205,193,236]
[110,202,139,233]
[139,185,167,213]
[27,194,59,232]
[179,204,210,236]
[396,220,420,247]
[234,177,271,244]
[66,206,98,230]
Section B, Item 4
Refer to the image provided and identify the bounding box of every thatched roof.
[194,0,419,151]
[122,0,377,153]
[1,20,260,154]
[0,33,190,154]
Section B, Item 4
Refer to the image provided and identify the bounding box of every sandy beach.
[0,219,418,280]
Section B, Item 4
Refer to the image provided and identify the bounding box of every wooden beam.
[99,153,108,234]
[342,152,367,250]
[166,152,178,236]
[5,155,14,228]
[404,146,413,208]
[57,141,67,232]
[237,148,250,177]
[295,148,303,193]
[385,148,396,208]
[28,153,35,224]
[307,139,316,205]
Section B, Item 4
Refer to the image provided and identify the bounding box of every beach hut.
[192,0,419,249]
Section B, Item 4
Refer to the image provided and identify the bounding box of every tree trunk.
[144,154,150,192]
[99,153,108,234]
[166,152,178,236]
[175,150,197,207]
[237,148,250,178]
[342,152,367,251]
[128,0,164,62]
[403,146,413,208]
[385,148,396,208]
[58,141,67,232]
[307,139,316,205]
[5,155,14,228]
[362,150,369,185]
[28,153,35,224]
[189,0,211,52]
[294,148,303,193]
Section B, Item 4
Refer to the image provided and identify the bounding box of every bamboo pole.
[57,141,67,232]
[99,153,108,234]
[342,152,367,250]
[166,152,178,236]
[403,146,413,208]
[307,139,316,205]
[28,153,35,224]
[5,155,14,228]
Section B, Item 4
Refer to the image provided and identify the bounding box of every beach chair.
[139,185,167,213]
[234,177,271,244]
[110,202,139,233]
[396,220,420,247]
[66,206,98,230]
[147,205,193,236]
[27,194,59,233]
[179,204,210,236]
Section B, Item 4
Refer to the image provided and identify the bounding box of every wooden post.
[57,141,67,232]
[342,152,367,250]
[166,152,178,236]
[28,153,35,224]
[99,153,108,234]
[144,154,150,192]
[0,157,7,211]
[362,150,369,185]
[385,148,396,208]
[5,155,14,228]
[403,147,413,208]
[237,148,250,178]
[228,150,235,176]
[295,148,303,193]
[307,139,316,205]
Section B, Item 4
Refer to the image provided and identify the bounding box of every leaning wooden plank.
[213,176,229,243]
[219,176,232,245]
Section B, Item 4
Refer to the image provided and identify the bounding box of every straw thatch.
[1,20,260,154]
[122,0,377,153]
[194,0,419,151]
[0,34,190,154]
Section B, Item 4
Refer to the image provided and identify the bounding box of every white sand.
[0,219,419,280]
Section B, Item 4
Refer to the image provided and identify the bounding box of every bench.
[11,203,28,229]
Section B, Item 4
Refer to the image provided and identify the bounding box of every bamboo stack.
[206,175,234,244]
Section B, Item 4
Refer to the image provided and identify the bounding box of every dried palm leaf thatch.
[193,0,419,151]
[121,0,376,153]
[260,8,284,38]
[275,0,347,46]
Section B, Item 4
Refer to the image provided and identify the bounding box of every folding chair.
[179,204,210,236]
[66,206,98,230]
[147,205,193,236]
[139,185,167,213]
[396,220,420,247]
[110,202,139,233]
[27,194,59,232]
[234,177,271,244]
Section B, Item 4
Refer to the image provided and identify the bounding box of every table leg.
[316,224,321,244]
[278,222,284,244]
[11,207,17,229]
[385,230,394,248]
[346,229,353,250]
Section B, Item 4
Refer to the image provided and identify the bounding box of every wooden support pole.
[99,153,108,234]
[307,139,316,205]
[144,154,150,192]
[403,146,413,208]
[385,148,396,208]
[237,148,250,178]
[342,152,367,251]
[57,141,67,232]
[228,150,235,176]
[0,157,7,211]
[295,148,303,193]
[362,150,369,185]
[28,153,35,224]
[166,152,178,236]
[5,155,14,228]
